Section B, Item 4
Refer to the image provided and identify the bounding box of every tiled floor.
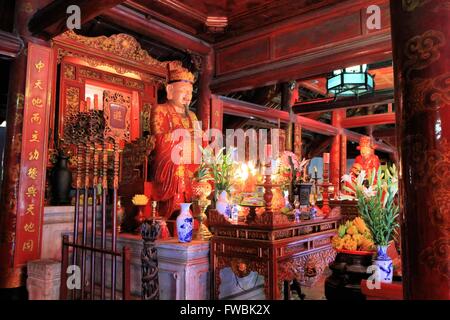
[290,268,331,300]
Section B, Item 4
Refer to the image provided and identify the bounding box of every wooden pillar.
[196,51,214,131]
[390,0,450,299]
[281,81,298,151]
[0,0,49,289]
[330,110,344,194]
[340,133,347,178]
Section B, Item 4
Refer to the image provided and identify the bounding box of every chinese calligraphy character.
[113,110,123,121]
[34,80,44,90]
[29,149,39,160]
[24,223,35,233]
[31,113,41,124]
[30,130,39,142]
[26,204,35,216]
[27,167,38,180]
[35,60,45,72]
[32,98,43,108]
[22,240,34,252]
[26,186,38,198]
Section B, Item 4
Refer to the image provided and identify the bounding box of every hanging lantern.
[326,64,375,97]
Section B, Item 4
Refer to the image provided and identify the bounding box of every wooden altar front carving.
[209,210,339,300]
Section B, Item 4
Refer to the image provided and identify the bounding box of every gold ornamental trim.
[61,30,166,69]
[54,31,194,86]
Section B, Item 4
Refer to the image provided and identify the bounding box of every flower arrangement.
[341,165,399,246]
[200,146,234,199]
[332,217,375,252]
[275,151,309,185]
[132,194,149,206]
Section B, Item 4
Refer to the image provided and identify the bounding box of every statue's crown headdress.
[166,61,195,84]
[357,136,375,150]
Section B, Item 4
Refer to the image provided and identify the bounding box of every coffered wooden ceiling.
[126,0,343,41]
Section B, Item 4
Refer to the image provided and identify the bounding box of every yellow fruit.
[360,238,375,251]
[346,225,358,235]
[343,239,357,251]
[354,217,368,234]
[342,234,352,242]
[352,234,363,246]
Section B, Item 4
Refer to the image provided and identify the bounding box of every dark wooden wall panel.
[364,3,391,34]
[216,37,271,74]
[273,12,361,59]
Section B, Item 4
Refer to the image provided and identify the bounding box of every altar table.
[209,210,340,300]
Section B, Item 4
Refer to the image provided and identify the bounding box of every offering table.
[209,210,339,300]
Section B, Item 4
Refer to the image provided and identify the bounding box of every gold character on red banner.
[24,223,35,233]
[30,130,40,142]
[22,240,34,252]
[31,113,41,124]
[34,80,43,90]
[26,185,38,198]
[32,97,43,108]
[27,167,38,180]
[29,149,39,160]
[35,60,45,72]
[26,204,35,216]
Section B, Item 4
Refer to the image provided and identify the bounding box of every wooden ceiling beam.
[211,0,391,94]
[292,90,394,114]
[28,0,126,39]
[344,129,395,153]
[341,113,396,128]
[0,30,23,58]
[219,96,339,136]
[101,5,212,55]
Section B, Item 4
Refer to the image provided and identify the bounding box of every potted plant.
[200,146,234,203]
[342,165,399,283]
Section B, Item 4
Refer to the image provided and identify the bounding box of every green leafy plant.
[342,165,399,246]
[200,146,234,199]
[194,164,213,183]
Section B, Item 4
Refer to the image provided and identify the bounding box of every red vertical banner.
[14,43,55,266]
[210,95,223,132]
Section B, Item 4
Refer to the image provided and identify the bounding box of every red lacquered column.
[390,0,450,300]
[0,0,49,289]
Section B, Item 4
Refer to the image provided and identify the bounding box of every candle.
[86,97,91,110]
[264,144,272,162]
[314,166,318,173]
[93,94,99,111]
[80,100,86,113]
[323,153,330,164]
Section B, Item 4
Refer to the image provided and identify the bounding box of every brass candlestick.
[192,181,213,240]
[194,198,212,241]
[319,159,332,216]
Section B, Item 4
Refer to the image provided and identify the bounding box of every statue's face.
[360,146,373,157]
[166,81,193,109]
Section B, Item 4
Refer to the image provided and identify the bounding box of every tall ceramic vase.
[373,245,393,283]
[176,203,193,243]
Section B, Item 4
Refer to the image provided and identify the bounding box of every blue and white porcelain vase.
[176,203,193,243]
[216,190,229,216]
[373,245,393,283]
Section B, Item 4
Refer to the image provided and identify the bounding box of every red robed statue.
[345,136,380,192]
[150,62,201,219]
